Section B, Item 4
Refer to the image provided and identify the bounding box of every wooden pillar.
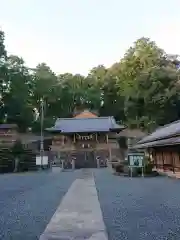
[107,134,112,166]
[162,151,165,171]
[148,149,150,159]
[154,150,157,169]
[106,134,108,144]
[171,152,175,173]
[96,133,98,142]
[178,151,180,173]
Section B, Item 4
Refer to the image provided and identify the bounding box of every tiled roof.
[138,120,180,144]
[46,117,124,133]
[134,136,180,149]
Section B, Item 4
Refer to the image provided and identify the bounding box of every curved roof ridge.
[47,116,124,133]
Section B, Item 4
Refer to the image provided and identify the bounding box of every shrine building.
[46,110,125,169]
[134,120,180,173]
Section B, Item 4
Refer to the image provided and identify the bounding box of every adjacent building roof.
[134,136,180,149]
[117,128,146,139]
[134,119,180,149]
[46,116,125,133]
[138,120,180,145]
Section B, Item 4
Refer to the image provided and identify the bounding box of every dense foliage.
[0,31,180,132]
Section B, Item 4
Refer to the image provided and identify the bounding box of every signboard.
[128,152,144,167]
[36,156,48,166]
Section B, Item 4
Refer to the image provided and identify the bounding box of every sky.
[0,0,180,75]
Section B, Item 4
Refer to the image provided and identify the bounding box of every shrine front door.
[84,151,97,168]
[73,151,97,169]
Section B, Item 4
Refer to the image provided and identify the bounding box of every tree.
[1,29,180,133]
[117,38,180,130]
[2,55,34,131]
[0,30,8,123]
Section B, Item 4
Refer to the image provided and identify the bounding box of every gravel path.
[94,169,180,240]
[0,170,79,240]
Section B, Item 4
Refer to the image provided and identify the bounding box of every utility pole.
[40,98,44,169]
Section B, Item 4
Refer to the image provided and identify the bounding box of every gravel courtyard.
[0,170,79,240]
[1,169,180,239]
[94,169,180,240]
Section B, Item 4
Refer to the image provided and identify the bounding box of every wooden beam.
[106,134,112,164]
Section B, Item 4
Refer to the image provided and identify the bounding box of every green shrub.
[112,163,116,169]
[136,163,154,175]
[144,163,153,174]
[118,136,127,149]
[115,163,124,173]
[128,167,139,177]
[136,167,142,175]
[11,140,24,155]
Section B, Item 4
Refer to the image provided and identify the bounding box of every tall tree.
[3,55,34,131]
[1,29,180,133]
[116,37,180,130]
[0,30,7,122]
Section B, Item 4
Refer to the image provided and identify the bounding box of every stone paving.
[40,170,107,240]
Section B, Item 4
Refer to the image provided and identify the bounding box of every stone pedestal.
[61,160,64,170]
[72,159,75,170]
[52,166,62,173]
[96,157,100,168]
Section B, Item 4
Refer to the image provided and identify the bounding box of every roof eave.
[134,141,180,149]
[45,128,62,133]
[133,144,147,149]
[61,130,110,133]
[45,128,112,133]
[110,125,126,132]
[109,128,125,133]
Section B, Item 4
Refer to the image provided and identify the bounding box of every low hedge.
[114,163,124,173]
[114,162,155,176]
[136,163,154,175]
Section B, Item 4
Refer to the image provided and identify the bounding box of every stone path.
[39,171,108,240]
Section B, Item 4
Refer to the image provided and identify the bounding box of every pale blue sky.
[0,0,180,75]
